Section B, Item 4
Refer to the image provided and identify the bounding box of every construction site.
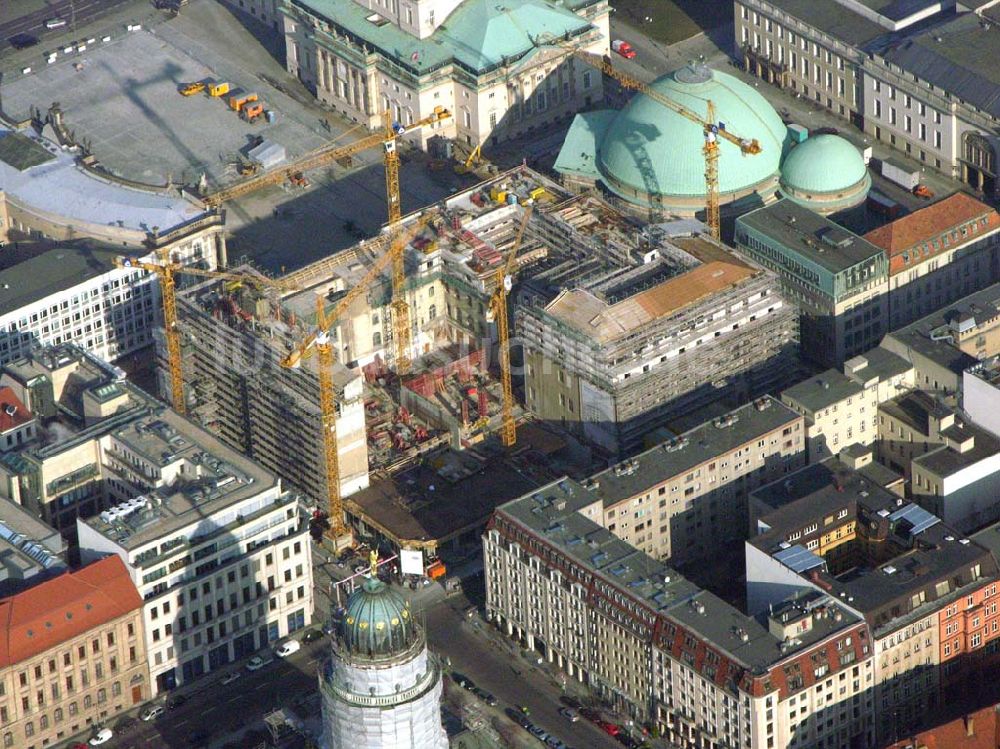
[138,162,798,559]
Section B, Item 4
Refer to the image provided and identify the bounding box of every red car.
[599,721,621,736]
[612,40,636,59]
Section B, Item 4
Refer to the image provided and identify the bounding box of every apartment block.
[735,199,889,368]
[573,395,804,563]
[782,347,913,462]
[519,227,798,455]
[864,193,1000,330]
[878,390,1000,532]
[77,407,313,695]
[0,345,158,537]
[881,282,1000,396]
[485,482,874,748]
[747,460,1000,742]
[0,555,150,749]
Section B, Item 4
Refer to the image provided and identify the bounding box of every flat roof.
[738,198,884,277]
[347,449,542,544]
[761,0,887,47]
[84,408,280,550]
[843,347,913,384]
[782,370,862,414]
[0,131,56,171]
[0,126,209,235]
[498,479,862,671]
[0,245,124,317]
[880,389,953,435]
[587,396,800,509]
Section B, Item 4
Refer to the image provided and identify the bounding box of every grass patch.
[612,0,732,45]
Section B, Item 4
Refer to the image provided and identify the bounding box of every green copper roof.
[288,0,593,76]
[554,110,615,180]
[779,135,869,194]
[596,66,785,201]
[341,576,415,656]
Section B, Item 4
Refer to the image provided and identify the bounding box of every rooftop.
[0,388,32,433]
[347,448,543,544]
[0,555,140,667]
[782,369,862,414]
[0,498,66,593]
[752,460,996,631]
[585,396,800,509]
[761,0,887,46]
[881,12,1000,120]
[288,0,596,76]
[843,347,913,384]
[0,244,126,317]
[0,127,209,236]
[879,389,954,436]
[863,192,1000,276]
[498,479,864,673]
[737,199,885,275]
[84,407,280,550]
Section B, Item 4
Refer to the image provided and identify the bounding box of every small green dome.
[341,577,414,656]
[597,65,785,206]
[780,135,868,194]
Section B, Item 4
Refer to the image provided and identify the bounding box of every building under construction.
[165,166,798,518]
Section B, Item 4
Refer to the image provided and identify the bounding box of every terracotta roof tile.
[0,556,141,667]
[884,703,1000,749]
[863,193,1000,276]
[0,387,32,433]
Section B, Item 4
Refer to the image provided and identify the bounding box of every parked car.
[114,715,137,731]
[140,704,165,721]
[472,687,497,706]
[88,727,114,746]
[219,671,241,685]
[274,639,301,657]
[451,672,476,690]
[45,18,67,29]
[559,707,580,722]
[246,655,272,671]
[529,725,550,741]
[617,735,641,748]
[8,33,39,49]
[302,628,324,643]
[812,126,840,136]
[580,707,602,722]
[546,737,568,749]
[559,695,582,710]
[505,706,531,728]
[166,694,188,709]
[611,39,636,59]
[599,720,621,737]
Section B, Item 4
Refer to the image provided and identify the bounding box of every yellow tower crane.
[279,215,434,540]
[204,107,451,374]
[545,45,763,239]
[114,256,298,416]
[486,204,533,447]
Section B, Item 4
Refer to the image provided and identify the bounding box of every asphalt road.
[0,0,135,51]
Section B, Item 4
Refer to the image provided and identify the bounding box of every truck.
[228,89,258,111]
[240,101,265,123]
[611,39,636,59]
[880,158,920,191]
[867,190,902,219]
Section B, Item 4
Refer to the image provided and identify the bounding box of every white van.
[45,18,67,29]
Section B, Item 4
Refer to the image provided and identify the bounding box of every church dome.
[341,576,415,657]
[596,64,786,211]
[779,134,871,214]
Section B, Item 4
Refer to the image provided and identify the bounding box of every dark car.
[8,33,39,49]
[302,628,324,643]
[616,735,640,748]
[114,715,137,731]
[505,706,531,729]
[812,126,840,136]
[451,672,475,690]
[166,693,188,709]
[559,695,583,710]
[187,728,212,746]
[472,687,497,706]
[580,707,602,722]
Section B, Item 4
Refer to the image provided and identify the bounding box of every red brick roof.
[0,556,141,667]
[0,387,32,433]
[863,193,1000,276]
[884,703,1000,749]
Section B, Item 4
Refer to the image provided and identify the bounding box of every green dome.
[597,65,785,205]
[780,135,868,194]
[341,576,415,656]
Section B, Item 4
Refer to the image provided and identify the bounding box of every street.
[0,0,135,51]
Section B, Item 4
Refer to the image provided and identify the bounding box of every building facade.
[76,406,313,696]
[578,396,805,563]
[485,483,875,748]
[0,556,150,749]
[864,193,1000,331]
[735,199,889,368]
[281,0,609,149]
